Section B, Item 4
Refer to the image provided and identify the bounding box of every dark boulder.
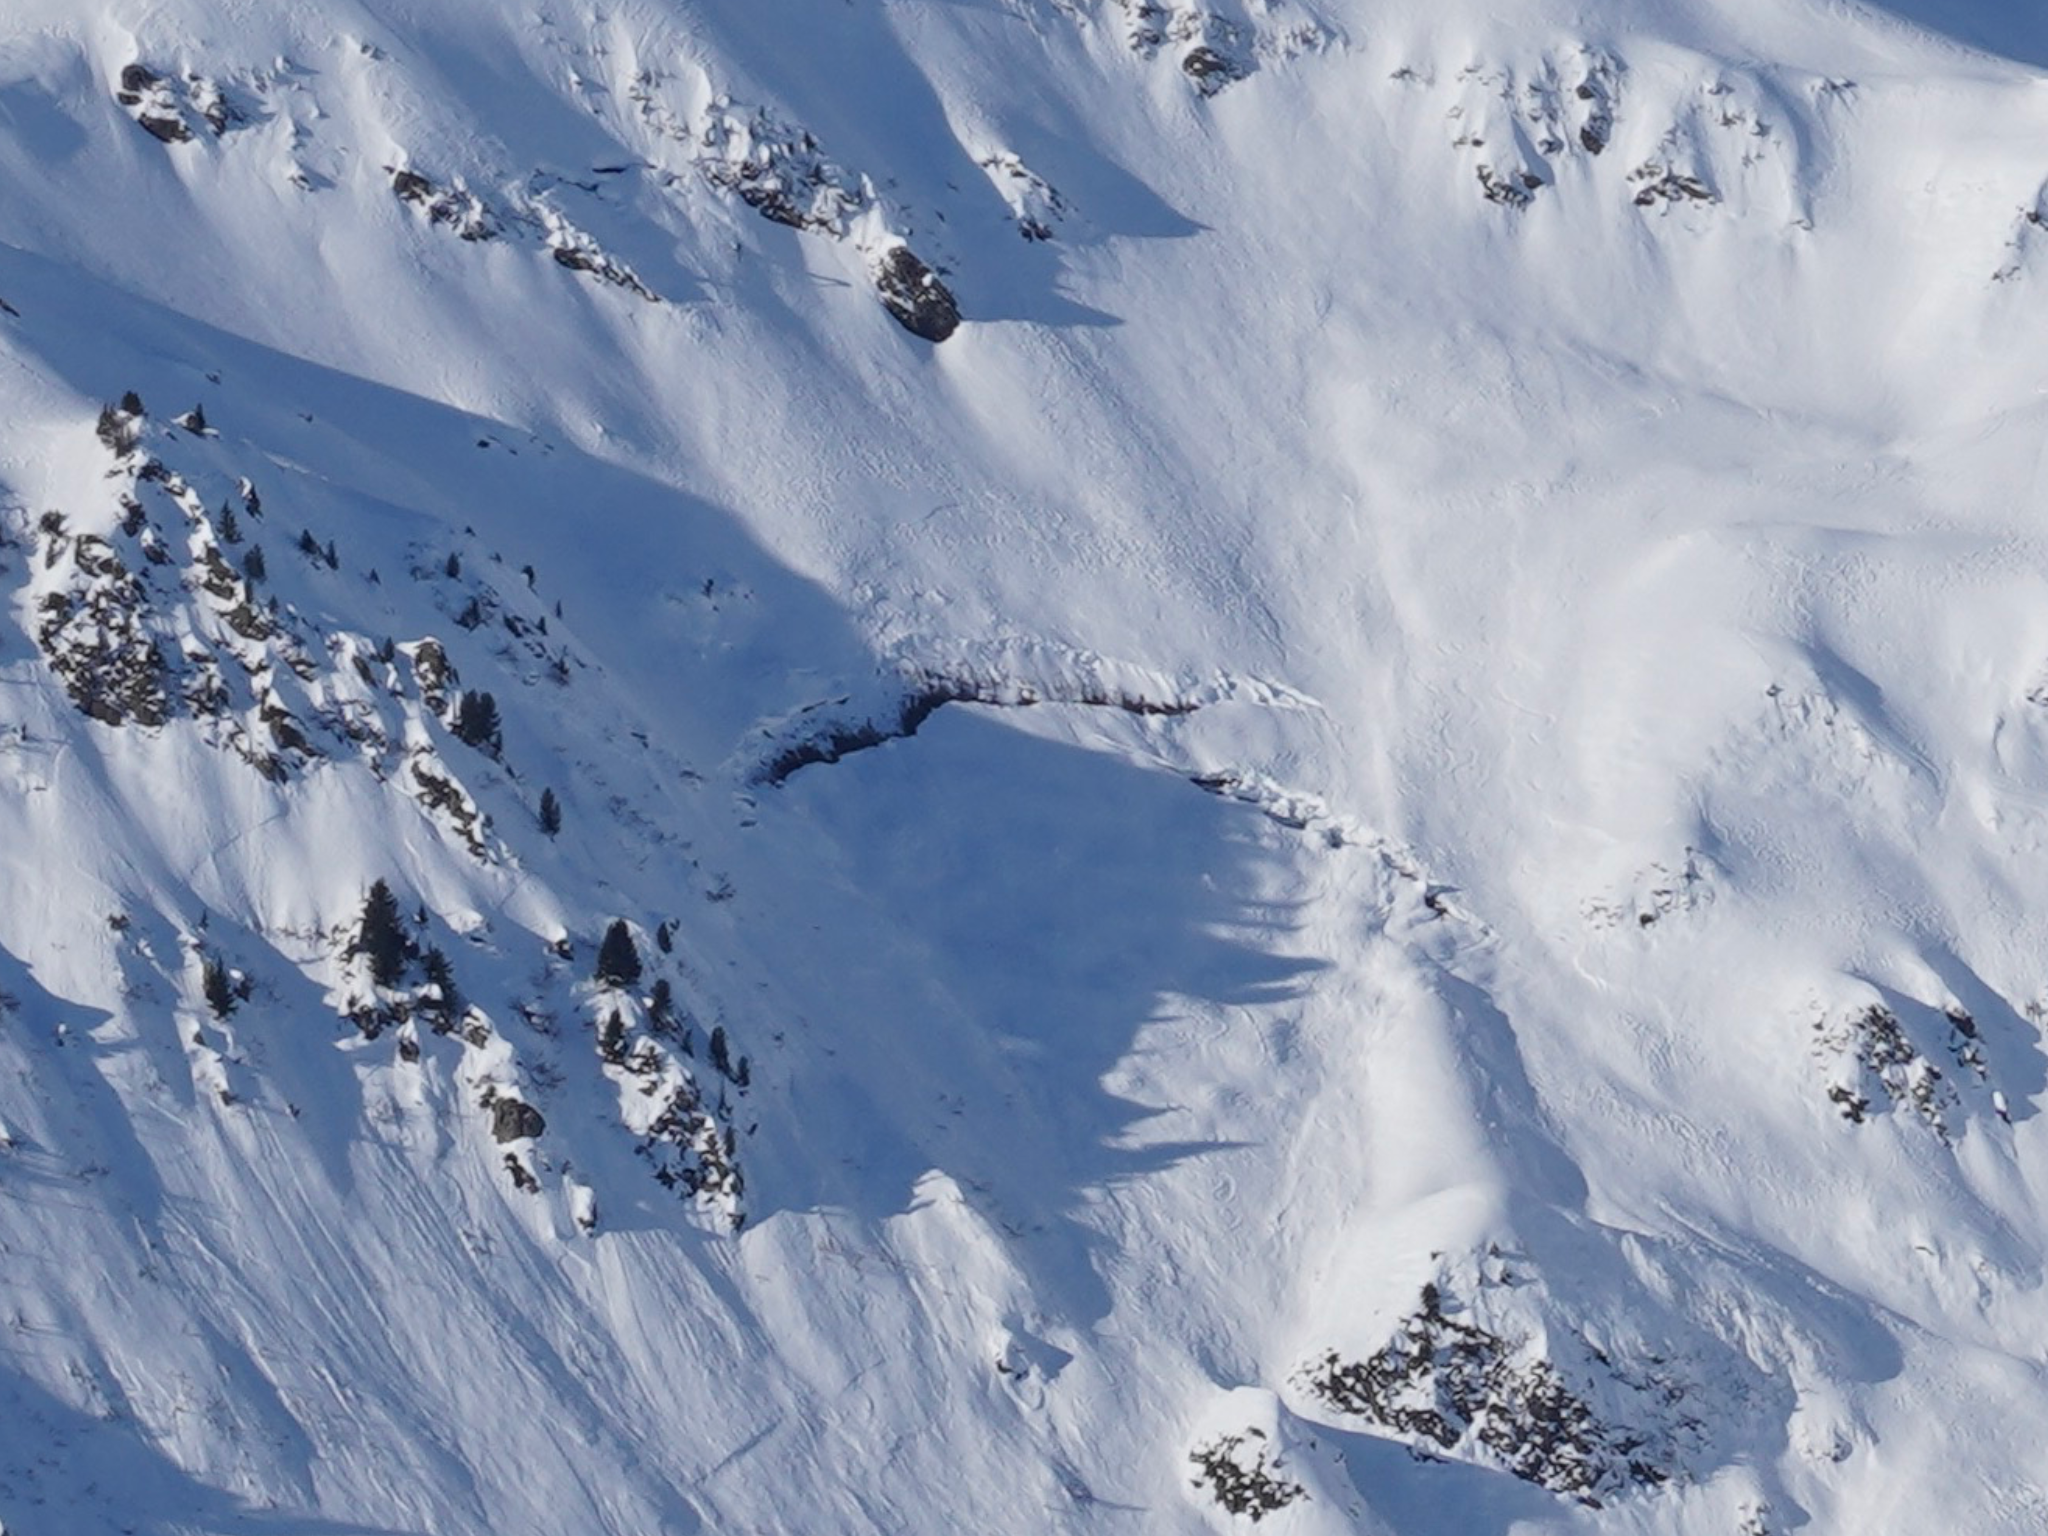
[490,1097,546,1143]
[138,115,192,144]
[872,246,959,343]
[115,63,158,104]
[1181,46,1247,94]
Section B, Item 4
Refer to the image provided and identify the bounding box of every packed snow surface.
[3,0,2048,1531]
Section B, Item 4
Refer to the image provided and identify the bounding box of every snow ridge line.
[738,640,1313,785]
[747,669,1201,785]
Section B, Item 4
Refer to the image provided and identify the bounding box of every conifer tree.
[355,879,409,987]
[452,690,502,754]
[594,920,641,989]
[538,787,562,836]
[421,946,460,1027]
[202,956,236,1018]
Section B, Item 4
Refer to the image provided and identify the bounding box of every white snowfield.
[1,0,2046,1530]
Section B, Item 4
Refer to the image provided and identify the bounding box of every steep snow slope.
[4,1,2048,1532]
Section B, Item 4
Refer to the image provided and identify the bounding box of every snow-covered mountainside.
[3,1,2048,1530]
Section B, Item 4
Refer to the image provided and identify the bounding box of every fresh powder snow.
[2,1,2047,1532]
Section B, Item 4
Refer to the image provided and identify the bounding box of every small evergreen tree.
[648,977,675,1033]
[421,946,460,1026]
[202,955,236,1018]
[218,503,241,543]
[298,529,320,560]
[538,787,562,836]
[355,879,409,987]
[655,919,674,954]
[241,545,266,583]
[444,552,461,579]
[708,1025,733,1080]
[597,1009,627,1064]
[452,690,502,754]
[119,389,145,416]
[594,920,641,989]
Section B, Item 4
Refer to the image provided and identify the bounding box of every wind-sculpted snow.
[741,642,1304,783]
[6,0,2048,1532]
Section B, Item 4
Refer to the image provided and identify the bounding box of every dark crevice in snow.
[754,674,1200,785]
